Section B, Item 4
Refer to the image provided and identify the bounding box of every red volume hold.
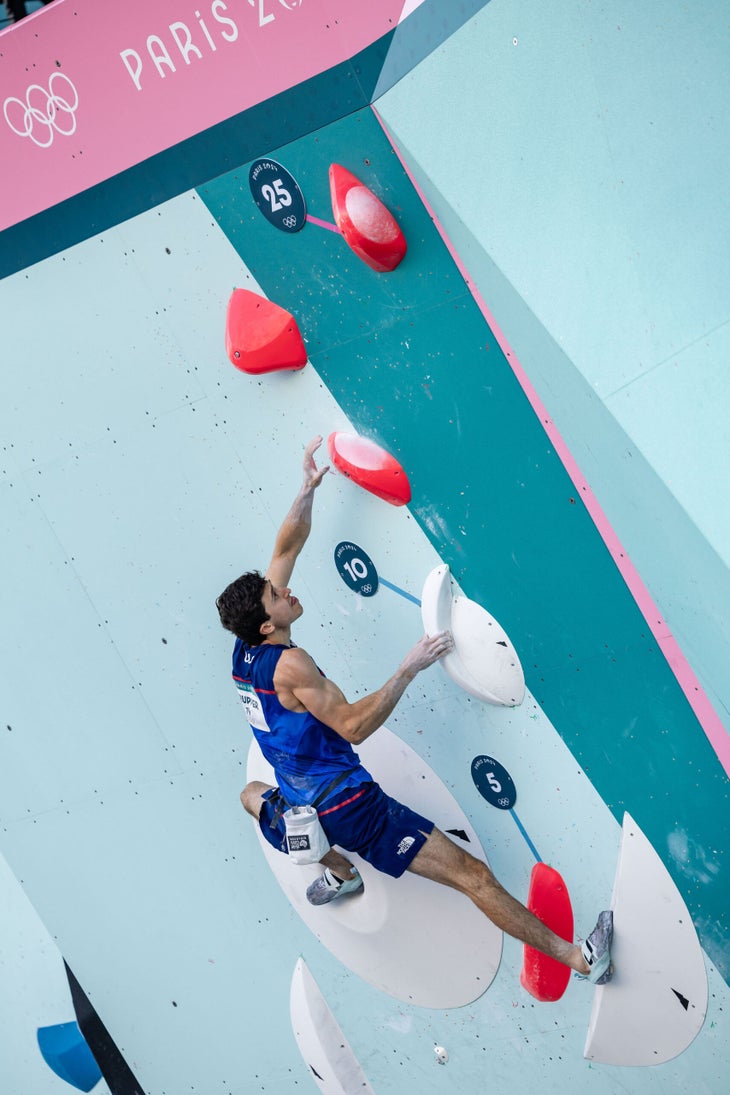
[328,432,411,507]
[225,288,308,375]
[329,164,407,273]
[520,863,575,1002]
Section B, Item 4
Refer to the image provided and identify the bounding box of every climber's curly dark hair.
[216,570,269,645]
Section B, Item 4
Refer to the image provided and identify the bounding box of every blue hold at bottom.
[37,1021,102,1092]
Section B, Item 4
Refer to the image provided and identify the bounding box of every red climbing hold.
[520,863,575,1002]
[327,432,411,507]
[225,288,308,375]
[329,164,407,273]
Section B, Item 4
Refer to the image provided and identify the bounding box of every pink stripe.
[373,106,730,776]
[306,214,340,233]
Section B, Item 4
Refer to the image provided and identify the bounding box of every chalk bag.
[283,805,331,864]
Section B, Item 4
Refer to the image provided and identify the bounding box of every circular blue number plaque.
[249,159,306,233]
[334,542,378,597]
[471,755,517,810]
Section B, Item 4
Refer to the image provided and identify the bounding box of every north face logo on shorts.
[396,836,415,856]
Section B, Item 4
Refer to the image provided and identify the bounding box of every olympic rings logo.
[3,73,79,149]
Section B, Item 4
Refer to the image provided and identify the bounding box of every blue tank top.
[232,639,372,806]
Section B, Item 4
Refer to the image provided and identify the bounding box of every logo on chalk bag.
[334,542,379,598]
[471,755,517,810]
[287,834,310,851]
[3,73,79,149]
[249,159,306,233]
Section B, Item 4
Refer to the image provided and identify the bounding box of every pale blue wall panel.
[0,245,206,471]
[0,854,113,1095]
[606,323,730,557]
[29,402,259,767]
[0,481,172,820]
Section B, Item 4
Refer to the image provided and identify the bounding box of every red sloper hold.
[520,863,575,1002]
[225,288,308,374]
[329,164,407,273]
[328,432,411,507]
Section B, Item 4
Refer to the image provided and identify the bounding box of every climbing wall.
[1,1,728,1093]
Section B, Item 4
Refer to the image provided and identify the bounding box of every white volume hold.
[421,564,525,706]
[584,813,708,1065]
[290,958,375,1095]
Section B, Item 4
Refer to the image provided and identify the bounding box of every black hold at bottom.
[65,962,146,1095]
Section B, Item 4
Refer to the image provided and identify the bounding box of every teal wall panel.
[374,0,730,753]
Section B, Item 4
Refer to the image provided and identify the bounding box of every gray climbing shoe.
[579,910,614,984]
[306,867,363,906]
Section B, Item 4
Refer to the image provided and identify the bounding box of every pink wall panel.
[1,0,407,230]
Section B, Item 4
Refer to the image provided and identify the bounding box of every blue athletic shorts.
[258,782,434,878]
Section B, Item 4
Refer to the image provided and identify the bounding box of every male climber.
[216,437,613,984]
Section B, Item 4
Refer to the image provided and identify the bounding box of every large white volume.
[247,727,502,1007]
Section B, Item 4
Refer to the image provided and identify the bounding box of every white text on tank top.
[236,650,271,733]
